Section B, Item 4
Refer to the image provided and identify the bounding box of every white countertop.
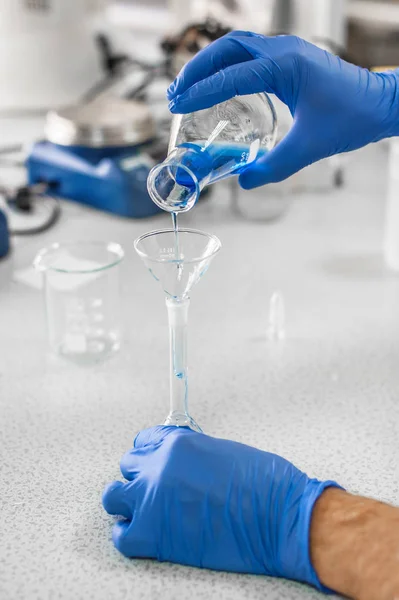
[1,127,398,600]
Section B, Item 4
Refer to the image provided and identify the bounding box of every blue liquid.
[174,141,266,189]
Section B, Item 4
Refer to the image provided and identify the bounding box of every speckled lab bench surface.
[1,142,399,600]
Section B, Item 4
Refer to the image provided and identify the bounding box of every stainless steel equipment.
[45,97,155,147]
[27,97,163,219]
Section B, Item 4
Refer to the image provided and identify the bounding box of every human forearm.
[310,488,399,599]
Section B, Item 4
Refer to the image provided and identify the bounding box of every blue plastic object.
[26,141,162,218]
[167,32,399,188]
[103,426,341,593]
[0,208,9,258]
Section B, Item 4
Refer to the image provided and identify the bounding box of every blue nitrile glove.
[166,32,399,188]
[103,426,341,593]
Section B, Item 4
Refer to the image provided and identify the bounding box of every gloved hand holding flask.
[167,33,399,188]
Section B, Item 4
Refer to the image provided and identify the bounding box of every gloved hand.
[103,426,340,592]
[166,32,399,188]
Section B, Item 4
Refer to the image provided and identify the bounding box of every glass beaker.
[34,241,124,363]
[147,93,277,213]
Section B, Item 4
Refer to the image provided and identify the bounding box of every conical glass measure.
[147,92,277,213]
[135,228,221,432]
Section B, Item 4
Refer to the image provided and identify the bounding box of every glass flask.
[134,228,221,431]
[147,93,277,213]
[34,241,124,364]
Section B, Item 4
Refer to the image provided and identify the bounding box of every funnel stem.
[166,296,189,416]
[165,296,201,431]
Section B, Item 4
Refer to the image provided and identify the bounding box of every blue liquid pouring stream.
[171,211,184,381]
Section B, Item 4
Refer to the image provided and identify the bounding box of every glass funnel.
[134,228,221,431]
[147,93,277,213]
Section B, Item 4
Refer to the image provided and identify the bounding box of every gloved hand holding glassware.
[103,426,399,599]
[103,426,339,592]
[167,32,399,189]
[147,89,277,213]
[104,34,399,599]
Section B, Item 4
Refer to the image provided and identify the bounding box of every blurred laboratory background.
[1,0,399,242]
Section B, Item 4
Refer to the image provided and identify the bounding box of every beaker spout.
[147,146,204,213]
